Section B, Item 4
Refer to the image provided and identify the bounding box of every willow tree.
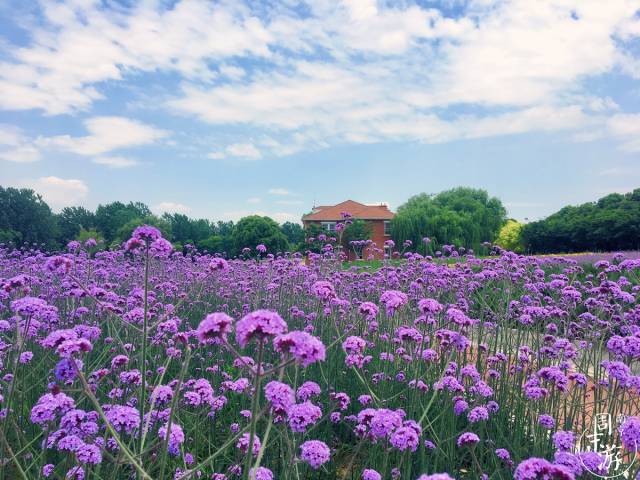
[391,187,507,253]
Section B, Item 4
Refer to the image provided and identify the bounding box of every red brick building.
[301,200,395,260]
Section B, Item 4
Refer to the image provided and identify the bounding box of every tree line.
[0,186,305,256]
[2,184,638,256]
[521,188,640,253]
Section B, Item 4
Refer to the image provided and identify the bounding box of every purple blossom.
[287,402,322,433]
[456,432,480,448]
[236,310,288,347]
[196,312,234,344]
[273,330,326,366]
[299,440,330,469]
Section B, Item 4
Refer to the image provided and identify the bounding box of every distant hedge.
[522,188,640,253]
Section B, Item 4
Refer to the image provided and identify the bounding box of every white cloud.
[208,143,262,160]
[271,212,300,224]
[38,116,167,156]
[0,1,273,114]
[0,0,639,155]
[219,209,297,224]
[20,176,88,210]
[246,197,261,204]
[607,113,640,152]
[153,202,191,215]
[268,188,291,196]
[226,143,262,159]
[0,145,41,163]
[0,125,41,162]
[0,124,25,146]
[92,156,139,168]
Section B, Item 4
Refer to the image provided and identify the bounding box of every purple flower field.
[1,226,640,480]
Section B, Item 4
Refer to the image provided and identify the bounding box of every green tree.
[522,188,640,253]
[113,215,172,247]
[391,187,507,252]
[281,222,304,247]
[95,201,151,243]
[495,219,525,253]
[0,187,58,248]
[302,223,325,253]
[57,206,96,245]
[342,219,373,258]
[197,235,227,254]
[230,215,289,256]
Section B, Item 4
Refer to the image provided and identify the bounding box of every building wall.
[365,220,389,260]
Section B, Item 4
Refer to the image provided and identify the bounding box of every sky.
[1,0,640,224]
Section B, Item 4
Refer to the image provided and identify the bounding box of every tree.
[95,201,152,243]
[342,219,372,244]
[391,187,507,252]
[342,219,373,258]
[113,215,172,247]
[230,216,289,256]
[302,223,326,254]
[0,187,58,248]
[57,206,96,245]
[281,222,304,247]
[522,188,640,253]
[495,219,524,253]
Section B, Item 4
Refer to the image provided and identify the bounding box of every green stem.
[244,342,264,480]
[138,247,150,455]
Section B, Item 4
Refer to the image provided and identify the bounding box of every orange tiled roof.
[302,200,394,221]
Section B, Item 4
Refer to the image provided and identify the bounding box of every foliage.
[114,216,172,247]
[56,206,96,245]
[342,219,373,245]
[522,188,640,253]
[162,213,215,246]
[77,228,104,245]
[494,219,525,253]
[0,186,58,248]
[230,215,289,255]
[303,223,329,254]
[95,201,152,244]
[197,235,230,255]
[280,221,304,247]
[391,187,507,252]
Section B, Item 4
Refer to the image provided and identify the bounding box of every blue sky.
[1,0,640,224]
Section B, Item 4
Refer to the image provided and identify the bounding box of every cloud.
[0,145,41,163]
[607,113,640,152]
[92,156,139,168]
[0,1,273,114]
[207,151,226,160]
[219,209,297,224]
[38,116,167,156]
[226,143,262,159]
[0,125,41,162]
[20,176,88,210]
[0,0,639,155]
[268,188,291,196]
[246,197,261,204]
[208,143,262,160]
[153,202,191,215]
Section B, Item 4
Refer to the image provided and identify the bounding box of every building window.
[321,222,336,232]
[384,221,391,236]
